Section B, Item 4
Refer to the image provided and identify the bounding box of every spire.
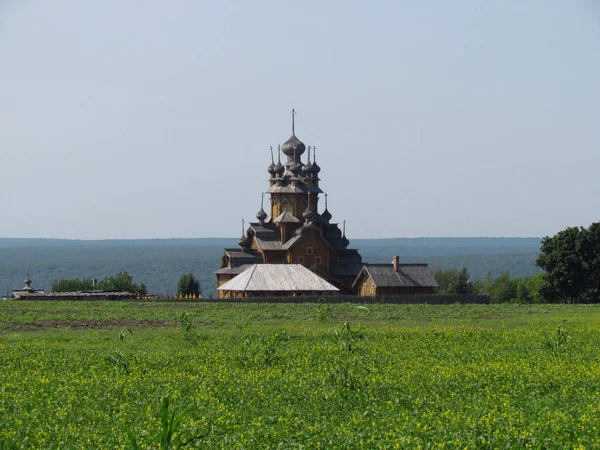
[238,219,250,249]
[312,145,321,174]
[274,145,284,177]
[24,264,33,291]
[267,146,276,177]
[302,192,314,222]
[341,220,349,247]
[256,193,267,223]
[322,193,332,222]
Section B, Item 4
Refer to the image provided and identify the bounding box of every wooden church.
[215,113,363,298]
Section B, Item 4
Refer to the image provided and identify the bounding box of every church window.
[315,256,322,265]
[306,246,314,255]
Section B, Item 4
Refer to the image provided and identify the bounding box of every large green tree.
[176,273,201,297]
[537,222,600,303]
[51,278,94,292]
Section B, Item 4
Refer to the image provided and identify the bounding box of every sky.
[1,1,599,239]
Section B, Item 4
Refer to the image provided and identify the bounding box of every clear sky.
[1,1,599,239]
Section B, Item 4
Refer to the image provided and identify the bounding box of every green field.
[1,302,599,449]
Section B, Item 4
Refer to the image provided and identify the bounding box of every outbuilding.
[352,256,438,296]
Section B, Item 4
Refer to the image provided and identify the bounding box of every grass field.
[1,302,599,448]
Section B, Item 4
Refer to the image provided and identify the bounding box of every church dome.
[321,208,332,222]
[256,208,267,222]
[303,160,313,174]
[289,160,302,176]
[341,235,349,248]
[282,135,306,156]
[302,207,314,222]
[274,161,285,175]
[238,234,250,248]
[267,163,276,177]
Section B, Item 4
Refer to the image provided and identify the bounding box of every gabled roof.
[217,264,339,293]
[223,248,263,267]
[214,264,253,275]
[352,264,438,289]
[273,211,300,224]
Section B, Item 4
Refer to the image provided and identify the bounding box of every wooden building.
[217,264,339,299]
[216,114,363,298]
[352,256,438,296]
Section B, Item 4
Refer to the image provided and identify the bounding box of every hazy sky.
[1,1,599,239]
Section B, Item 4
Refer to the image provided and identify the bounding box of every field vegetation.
[1,301,599,448]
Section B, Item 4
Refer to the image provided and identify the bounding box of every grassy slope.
[2,302,598,448]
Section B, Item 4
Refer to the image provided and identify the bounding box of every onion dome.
[310,146,320,174]
[238,234,250,248]
[341,234,349,247]
[256,208,267,222]
[289,160,302,176]
[267,146,276,177]
[303,145,313,174]
[302,207,314,222]
[321,208,332,222]
[274,161,284,176]
[274,145,285,177]
[282,135,306,156]
[312,211,323,225]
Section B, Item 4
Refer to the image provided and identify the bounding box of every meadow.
[1,301,599,449]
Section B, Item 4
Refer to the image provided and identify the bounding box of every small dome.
[238,234,250,248]
[303,160,313,173]
[312,161,321,173]
[282,135,306,156]
[312,212,323,225]
[267,163,276,176]
[322,208,332,222]
[274,162,285,175]
[341,235,349,247]
[256,208,267,222]
[289,160,302,176]
[302,207,314,222]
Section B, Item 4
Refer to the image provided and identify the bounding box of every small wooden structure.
[217,264,339,299]
[352,256,438,296]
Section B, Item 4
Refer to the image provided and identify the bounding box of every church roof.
[352,264,438,289]
[217,264,339,293]
[266,182,322,194]
[273,211,300,224]
[223,248,262,267]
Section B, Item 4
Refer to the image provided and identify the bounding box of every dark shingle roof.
[352,264,438,289]
[223,248,263,267]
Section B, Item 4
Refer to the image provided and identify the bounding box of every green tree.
[488,271,518,303]
[96,272,147,294]
[453,268,470,294]
[176,273,201,297]
[537,223,600,303]
[51,278,94,292]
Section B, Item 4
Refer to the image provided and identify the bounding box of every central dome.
[282,134,306,156]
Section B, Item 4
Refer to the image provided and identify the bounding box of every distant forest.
[0,237,542,297]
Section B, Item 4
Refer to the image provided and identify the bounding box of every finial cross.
[291,108,296,135]
[325,193,328,209]
[343,220,346,236]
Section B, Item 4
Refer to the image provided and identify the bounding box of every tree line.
[435,221,600,303]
